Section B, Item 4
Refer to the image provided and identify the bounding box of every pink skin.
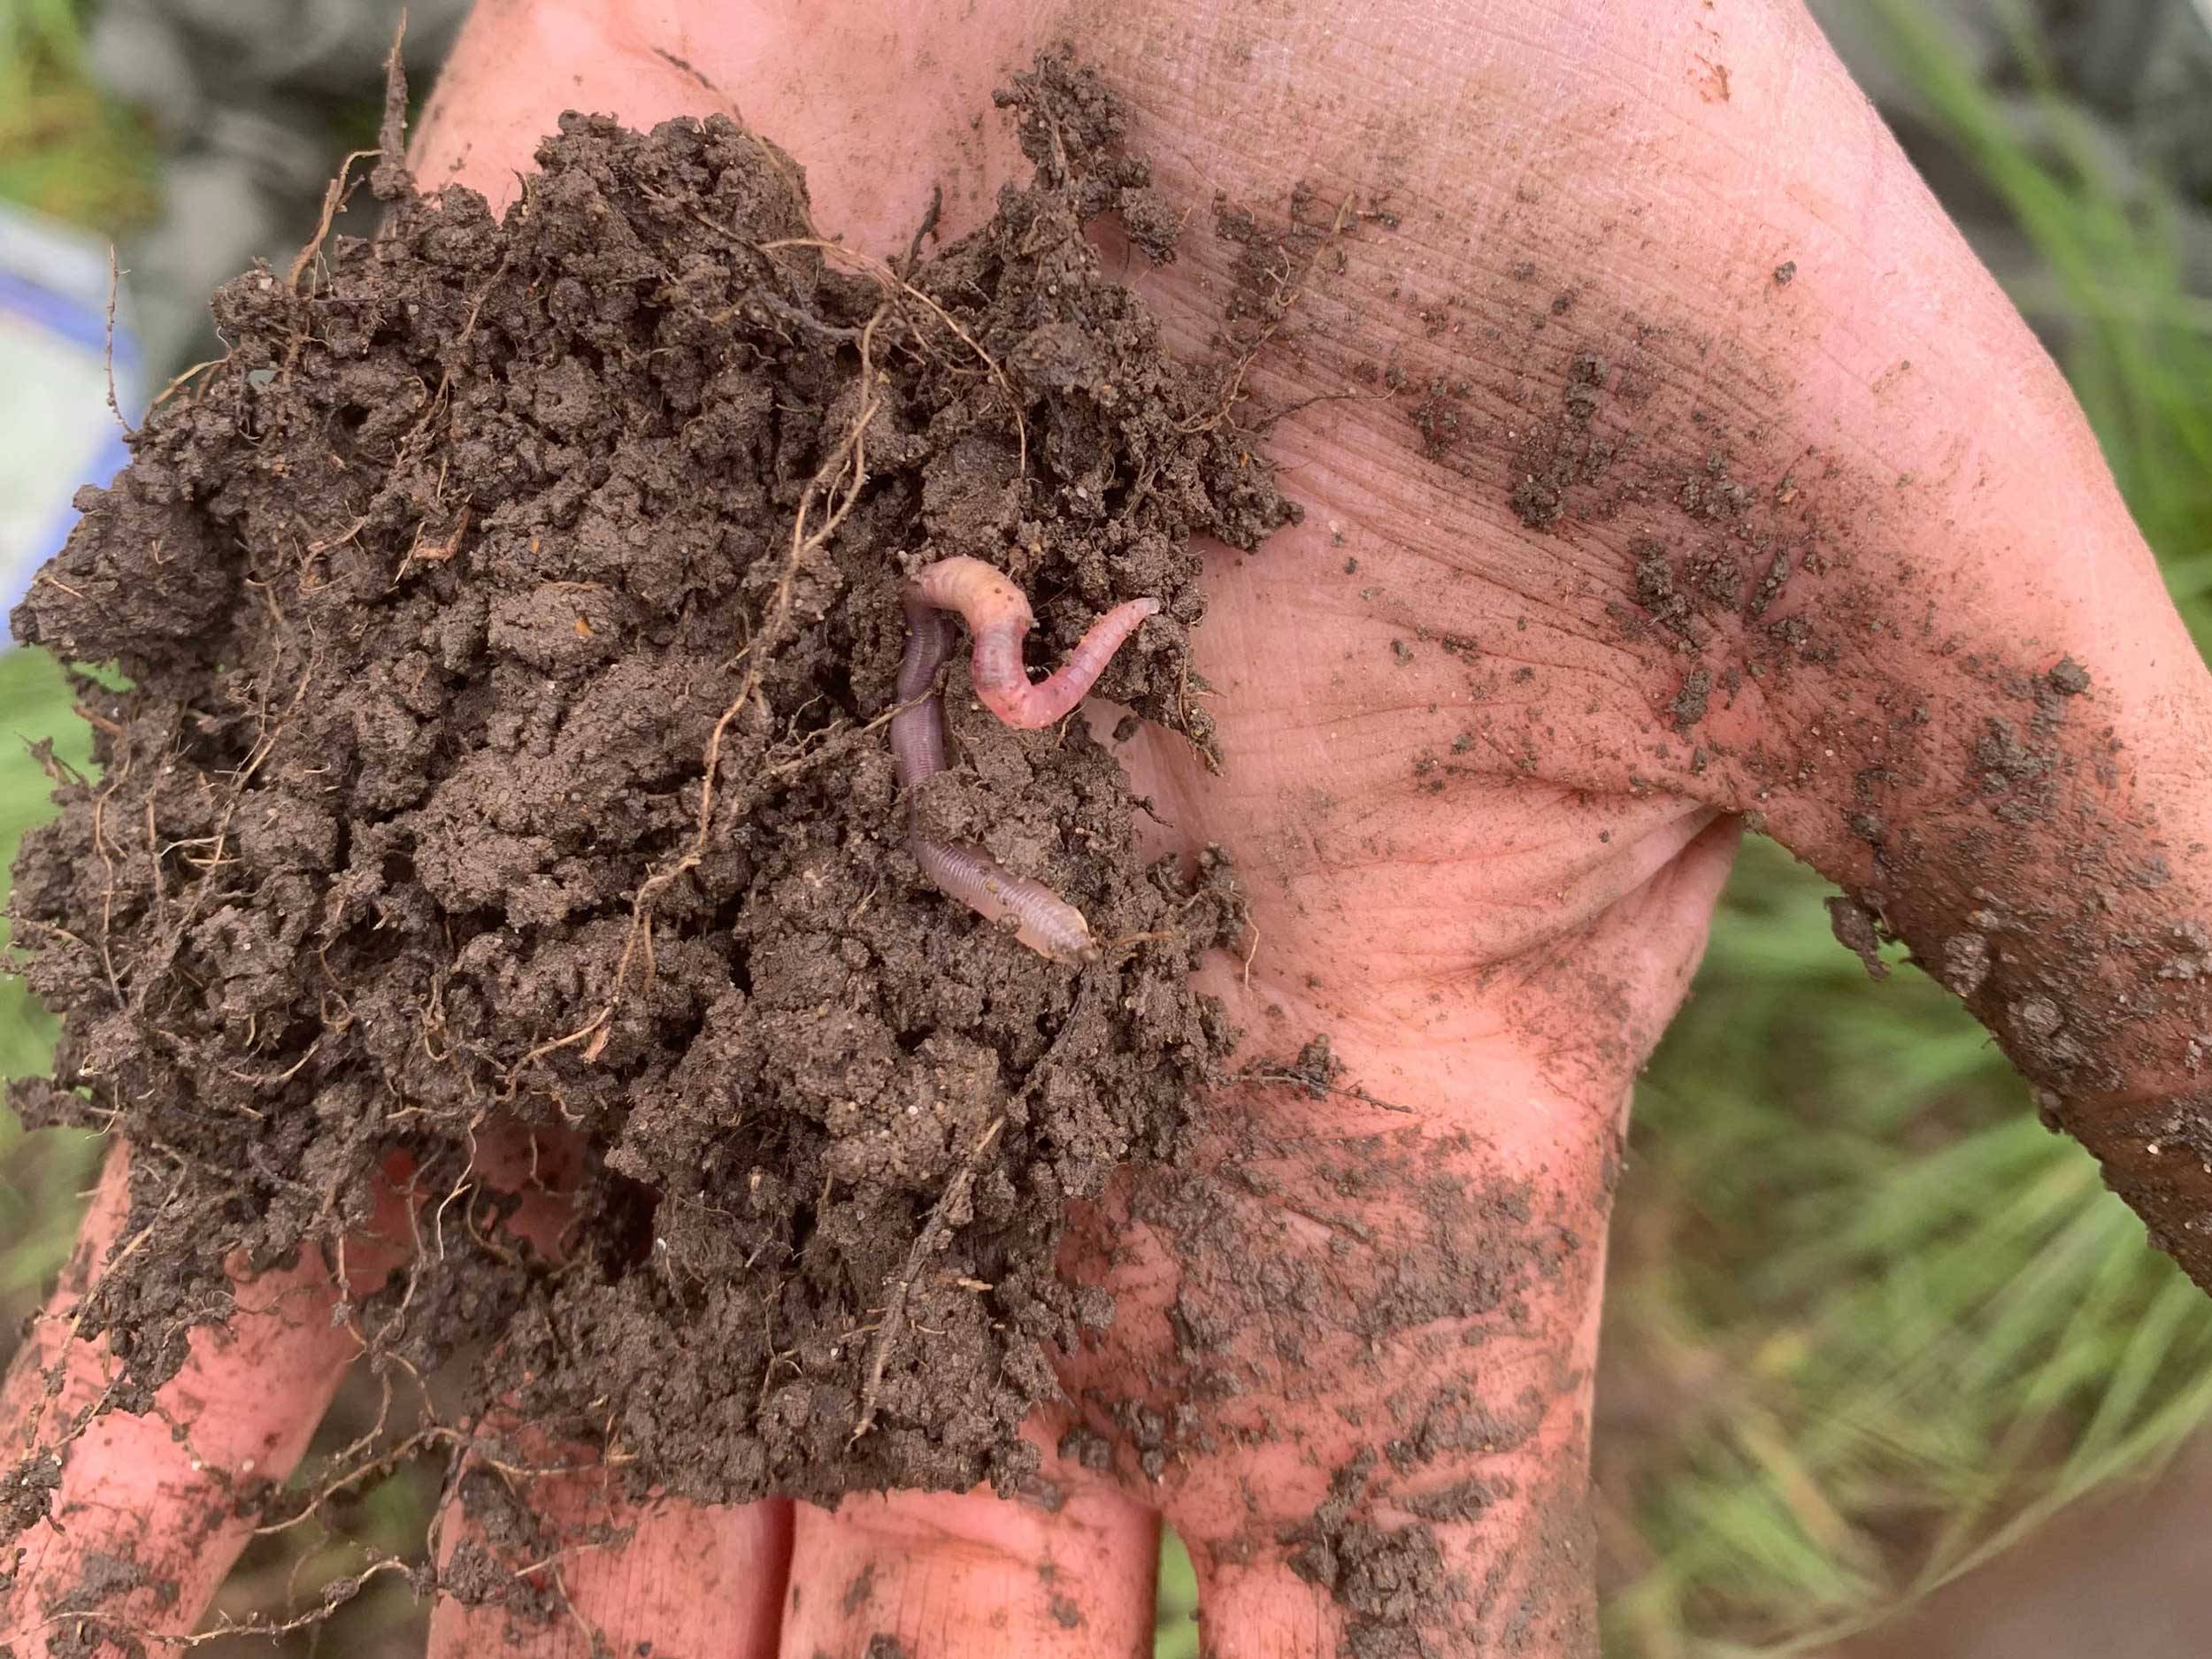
[892,573,1113,962]
[907,555,1162,730]
[12,4,2212,1657]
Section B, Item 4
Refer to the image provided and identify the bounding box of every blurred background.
[5,0,2212,1653]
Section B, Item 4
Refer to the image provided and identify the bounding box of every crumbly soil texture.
[7,55,1288,1516]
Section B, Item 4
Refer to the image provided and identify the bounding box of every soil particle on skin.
[1056,1425,1114,1472]
[1941,931,1993,997]
[1509,349,1614,529]
[1284,1452,1452,1658]
[841,1563,876,1617]
[39,1551,178,1659]
[2047,655,2092,696]
[0,1449,63,1543]
[1240,1032,1345,1100]
[1675,452,1753,524]
[1627,541,1698,648]
[1825,895,1891,981]
[1747,545,1792,619]
[1669,666,1711,732]
[7,50,1286,1528]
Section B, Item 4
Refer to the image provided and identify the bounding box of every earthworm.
[891,557,1162,963]
[907,555,1161,729]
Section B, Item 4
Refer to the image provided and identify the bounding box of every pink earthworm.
[889,556,1163,964]
[906,555,1161,729]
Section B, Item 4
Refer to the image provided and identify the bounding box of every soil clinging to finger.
[8,53,1287,1512]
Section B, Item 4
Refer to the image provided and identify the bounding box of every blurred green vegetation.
[5,3,2212,1657]
[0,0,157,231]
[1156,1531,1200,1659]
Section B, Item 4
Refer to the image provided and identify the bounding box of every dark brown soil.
[6,52,1290,1516]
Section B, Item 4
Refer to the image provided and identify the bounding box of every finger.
[1077,1095,1615,1659]
[413,0,1034,242]
[426,1415,790,1657]
[1056,819,1742,1659]
[419,1132,789,1656]
[778,1463,1160,1658]
[0,1146,369,1655]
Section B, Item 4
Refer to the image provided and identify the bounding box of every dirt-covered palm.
[11,3,2212,1655]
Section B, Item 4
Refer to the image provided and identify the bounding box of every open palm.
[9,4,2212,1656]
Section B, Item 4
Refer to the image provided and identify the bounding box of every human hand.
[10,3,2212,1655]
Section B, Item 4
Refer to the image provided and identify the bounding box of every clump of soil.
[7,53,1289,1511]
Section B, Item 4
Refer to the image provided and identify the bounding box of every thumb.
[1755,483,2212,1283]
[1625,52,2212,1279]
[0,1147,374,1653]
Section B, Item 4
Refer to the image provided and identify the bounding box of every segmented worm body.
[892,557,1162,964]
[906,556,1160,729]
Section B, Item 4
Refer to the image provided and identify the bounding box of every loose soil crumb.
[1285,1453,1448,1658]
[44,1551,175,1659]
[1825,895,1891,981]
[7,50,1289,1526]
